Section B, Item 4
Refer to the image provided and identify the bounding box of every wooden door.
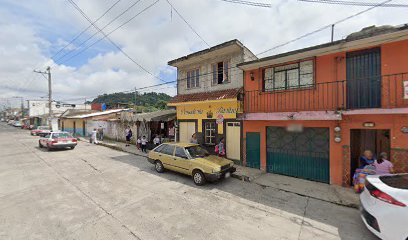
[226,122,241,160]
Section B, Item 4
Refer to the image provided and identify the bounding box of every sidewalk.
[232,165,360,208]
[80,137,148,157]
[82,137,359,209]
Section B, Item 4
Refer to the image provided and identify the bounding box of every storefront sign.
[404,81,408,99]
[401,126,408,134]
[216,114,224,125]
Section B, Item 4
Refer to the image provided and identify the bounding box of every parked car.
[13,121,22,127]
[38,131,77,151]
[148,143,236,185]
[31,126,51,136]
[360,174,408,240]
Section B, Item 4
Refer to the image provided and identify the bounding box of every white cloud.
[0,0,407,106]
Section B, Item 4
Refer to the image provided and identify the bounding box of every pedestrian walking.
[91,128,98,144]
[141,135,148,153]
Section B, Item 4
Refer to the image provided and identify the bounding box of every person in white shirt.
[153,135,160,146]
[141,136,148,153]
[136,137,141,151]
[91,128,98,144]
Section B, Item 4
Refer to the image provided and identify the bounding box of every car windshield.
[39,126,49,130]
[380,174,408,190]
[186,146,209,158]
[52,133,72,139]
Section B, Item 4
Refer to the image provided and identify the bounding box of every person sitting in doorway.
[353,150,376,193]
[374,152,394,175]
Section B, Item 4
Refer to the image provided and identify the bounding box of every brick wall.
[391,148,408,173]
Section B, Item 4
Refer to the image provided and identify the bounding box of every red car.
[39,131,77,151]
[31,126,51,136]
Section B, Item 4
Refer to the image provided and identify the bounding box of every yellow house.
[167,40,256,162]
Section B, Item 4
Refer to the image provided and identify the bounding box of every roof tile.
[169,88,242,104]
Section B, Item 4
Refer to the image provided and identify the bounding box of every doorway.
[350,129,390,184]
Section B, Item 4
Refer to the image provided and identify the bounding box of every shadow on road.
[109,153,377,240]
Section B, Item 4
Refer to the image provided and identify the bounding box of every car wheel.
[39,141,42,148]
[192,170,206,186]
[155,161,164,173]
[47,145,51,151]
[70,146,75,150]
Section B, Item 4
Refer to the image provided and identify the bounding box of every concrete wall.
[176,48,254,95]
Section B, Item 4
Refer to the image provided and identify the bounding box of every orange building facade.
[238,25,408,186]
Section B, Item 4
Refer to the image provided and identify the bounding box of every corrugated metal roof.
[64,109,128,119]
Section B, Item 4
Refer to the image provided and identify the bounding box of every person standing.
[141,135,148,153]
[190,133,198,144]
[216,138,225,157]
[153,135,161,146]
[91,128,98,144]
[136,137,141,151]
[125,127,132,147]
[374,152,394,175]
[98,126,104,141]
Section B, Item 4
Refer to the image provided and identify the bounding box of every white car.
[13,121,22,127]
[360,174,408,240]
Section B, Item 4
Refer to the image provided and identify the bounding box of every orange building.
[238,24,408,186]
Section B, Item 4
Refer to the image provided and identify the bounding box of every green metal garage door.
[266,127,330,183]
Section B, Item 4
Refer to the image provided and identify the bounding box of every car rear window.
[52,133,72,139]
[380,174,408,189]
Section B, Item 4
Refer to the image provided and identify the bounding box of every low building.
[60,109,125,137]
[238,24,408,185]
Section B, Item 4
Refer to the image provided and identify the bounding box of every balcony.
[244,73,408,113]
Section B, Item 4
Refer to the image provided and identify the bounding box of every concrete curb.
[87,138,358,209]
[231,172,358,209]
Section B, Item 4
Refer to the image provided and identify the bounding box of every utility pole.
[34,66,52,127]
[331,24,335,42]
[134,87,137,109]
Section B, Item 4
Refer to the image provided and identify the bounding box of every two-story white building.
[167,39,256,162]
[28,100,90,127]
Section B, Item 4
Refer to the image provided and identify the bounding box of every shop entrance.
[350,129,390,184]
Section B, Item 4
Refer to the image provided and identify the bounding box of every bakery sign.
[404,81,408,99]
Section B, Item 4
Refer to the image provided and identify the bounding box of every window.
[204,121,216,145]
[264,60,314,91]
[154,144,166,153]
[175,147,188,159]
[161,144,175,155]
[212,60,230,84]
[186,146,209,158]
[186,69,199,89]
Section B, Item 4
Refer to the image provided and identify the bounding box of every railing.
[244,72,408,113]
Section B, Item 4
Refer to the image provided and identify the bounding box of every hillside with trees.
[91,92,172,112]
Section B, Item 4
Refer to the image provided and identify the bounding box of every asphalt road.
[0,123,377,240]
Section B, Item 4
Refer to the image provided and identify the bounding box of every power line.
[254,0,393,57]
[51,0,122,60]
[65,0,167,83]
[298,0,408,7]
[218,0,272,8]
[165,0,211,47]
[55,0,144,64]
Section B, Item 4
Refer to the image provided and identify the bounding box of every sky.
[0,0,407,108]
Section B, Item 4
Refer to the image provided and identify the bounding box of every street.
[0,123,376,240]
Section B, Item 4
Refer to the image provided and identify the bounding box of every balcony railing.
[244,72,408,113]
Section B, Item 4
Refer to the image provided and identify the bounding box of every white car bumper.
[360,189,408,240]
